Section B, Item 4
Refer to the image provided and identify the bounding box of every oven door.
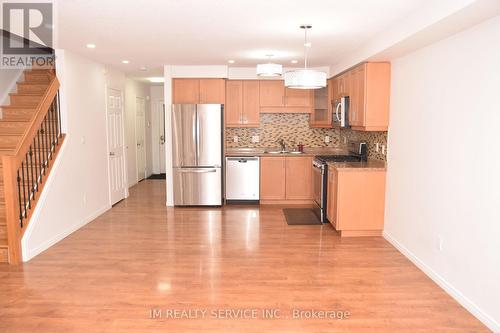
[312,160,324,207]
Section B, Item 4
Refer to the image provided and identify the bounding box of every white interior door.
[106,88,127,204]
[136,97,146,181]
[159,102,166,173]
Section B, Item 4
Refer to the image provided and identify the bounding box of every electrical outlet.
[81,136,86,144]
[381,145,386,155]
[375,143,380,152]
[251,135,260,143]
[324,135,330,143]
[233,136,238,143]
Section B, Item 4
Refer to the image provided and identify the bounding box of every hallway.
[0,180,488,332]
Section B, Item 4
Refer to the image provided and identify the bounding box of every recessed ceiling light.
[86,43,96,49]
[148,77,164,83]
[122,60,129,64]
[291,60,298,64]
[228,60,235,64]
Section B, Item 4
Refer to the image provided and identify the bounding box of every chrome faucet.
[278,138,286,152]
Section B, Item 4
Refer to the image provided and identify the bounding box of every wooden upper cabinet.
[242,80,260,126]
[199,79,226,103]
[225,80,260,127]
[172,78,225,104]
[260,156,286,200]
[331,62,390,131]
[285,88,313,108]
[225,80,243,126]
[172,79,199,104]
[285,156,313,200]
[362,62,390,131]
[349,65,366,127]
[259,80,313,113]
[259,80,285,107]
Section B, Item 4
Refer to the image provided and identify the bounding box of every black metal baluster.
[48,102,53,152]
[29,147,35,201]
[40,125,46,174]
[51,100,56,149]
[17,170,23,227]
[43,116,50,168]
[31,135,38,187]
[20,161,26,221]
[35,132,41,185]
[25,153,31,209]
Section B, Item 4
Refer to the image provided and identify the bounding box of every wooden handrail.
[2,73,62,264]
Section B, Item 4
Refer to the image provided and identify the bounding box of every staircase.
[0,68,64,264]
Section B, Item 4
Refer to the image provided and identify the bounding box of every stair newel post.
[2,156,22,264]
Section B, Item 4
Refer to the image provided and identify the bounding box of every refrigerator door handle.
[177,168,217,173]
[195,108,200,165]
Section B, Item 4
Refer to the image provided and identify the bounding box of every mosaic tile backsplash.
[225,114,388,161]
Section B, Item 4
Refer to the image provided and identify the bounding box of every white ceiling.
[56,0,433,75]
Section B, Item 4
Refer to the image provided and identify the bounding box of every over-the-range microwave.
[332,96,349,128]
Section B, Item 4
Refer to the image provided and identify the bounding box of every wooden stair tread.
[1,105,37,110]
[0,122,30,135]
[16,82,49,94]
[9,92,44,96]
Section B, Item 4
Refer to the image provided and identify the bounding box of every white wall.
[22,50,111,260]
[0,68,23,107]
[150,85,164,174]
[384,15,500,332]
[124,79,151,186]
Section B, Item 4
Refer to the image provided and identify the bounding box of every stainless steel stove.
[312,141,367,223]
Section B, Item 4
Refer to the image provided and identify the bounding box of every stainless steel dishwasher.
[225,157,260,203]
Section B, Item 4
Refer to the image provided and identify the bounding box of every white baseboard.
[383,231,499,333]
[23,204,110,262]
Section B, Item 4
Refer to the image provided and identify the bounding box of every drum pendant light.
[284,25,326,89]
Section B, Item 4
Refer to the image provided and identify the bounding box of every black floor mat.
[147,173,166,180]
[283,208,322,225]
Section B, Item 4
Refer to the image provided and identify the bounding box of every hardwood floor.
[0,180,489,332]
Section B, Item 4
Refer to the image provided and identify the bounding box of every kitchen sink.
[265,151,287,154]
[264,150,304,154]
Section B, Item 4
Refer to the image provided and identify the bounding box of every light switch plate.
[251,135,260,143]
[233,136,238,143]
[324,136,330,143]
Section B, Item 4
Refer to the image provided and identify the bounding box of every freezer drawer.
[225,157,260,200]
[173,167,222,206]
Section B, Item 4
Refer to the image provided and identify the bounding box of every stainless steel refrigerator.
[172,104,223,206]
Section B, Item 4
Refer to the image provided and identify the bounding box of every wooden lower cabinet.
[327,166,386,237]
[260,157,286,200]
[285,156,313,200]
[260,156,313,203]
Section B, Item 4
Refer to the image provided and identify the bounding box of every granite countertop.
[327,160,386,172]
[225,147,348,157]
